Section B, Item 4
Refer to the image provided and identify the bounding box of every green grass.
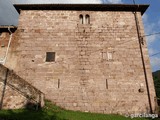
[0,101,159,120]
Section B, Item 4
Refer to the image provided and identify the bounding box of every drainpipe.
[133,5,153,113]
[0,27,13,65]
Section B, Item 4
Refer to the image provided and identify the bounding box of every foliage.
[0,100,157,120]
[153,70,160,98]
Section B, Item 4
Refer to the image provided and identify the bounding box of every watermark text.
[125,113,158,119]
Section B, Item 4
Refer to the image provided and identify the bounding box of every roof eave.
[14,4,149,15]
[0,25,17,29]
[0,26,17,32]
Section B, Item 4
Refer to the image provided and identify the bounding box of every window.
[106,79,108,89]
[79,14,83,24]
[79,14,90,24]
[85,14,90,24]
[46,52,55,62]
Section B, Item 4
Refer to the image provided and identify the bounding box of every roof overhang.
[0,26,17,29]
[14,4,149,15]
[0,26,17,32]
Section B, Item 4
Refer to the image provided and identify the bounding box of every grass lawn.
[0,101,159,120]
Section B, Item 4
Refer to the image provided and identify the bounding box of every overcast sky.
[0,0,18,26]
[0,0,160,72]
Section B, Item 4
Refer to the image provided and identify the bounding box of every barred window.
[46,52,55,62]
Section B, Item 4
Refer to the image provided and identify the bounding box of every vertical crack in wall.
[77,27,91,87]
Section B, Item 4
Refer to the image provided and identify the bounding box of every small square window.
[46,52,55,62]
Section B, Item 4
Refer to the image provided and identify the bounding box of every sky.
[0,0,18,25]
[0,0,160,72]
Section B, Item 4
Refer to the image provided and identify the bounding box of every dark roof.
[0,26,17,29]
[0,26,17,32]
[14,4,149,15]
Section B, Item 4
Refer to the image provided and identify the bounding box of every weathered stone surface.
[0,32,10,63]
[0,7,156,114]
[0,64,44,109]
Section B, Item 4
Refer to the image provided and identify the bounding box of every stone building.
[0,26,44,109]
[0,4,157,114]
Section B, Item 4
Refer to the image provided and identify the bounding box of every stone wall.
[0,64,44,109]
[5,10,156,114]
[0,32,10,63]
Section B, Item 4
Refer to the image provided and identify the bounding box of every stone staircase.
[0,64,44,109]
